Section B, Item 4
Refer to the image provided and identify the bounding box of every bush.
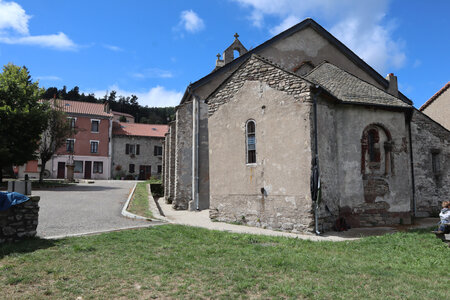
[150,183,163,198]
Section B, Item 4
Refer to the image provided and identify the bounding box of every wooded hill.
[42,86,175,124]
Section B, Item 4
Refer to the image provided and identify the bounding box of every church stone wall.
[411,110,450,217]
[174,102,193,209]
[333,106,412,227]
[166,122,176,203]
[315,99,340,231]
[198,101,210,210]
[208,57,314,233]
[259,27,386,91]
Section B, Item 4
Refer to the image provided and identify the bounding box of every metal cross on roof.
[234,33,239,39]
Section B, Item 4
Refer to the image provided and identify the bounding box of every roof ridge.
[420,82,450,111]
[183,17,410,104]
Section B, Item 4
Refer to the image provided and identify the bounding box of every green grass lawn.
[0,225,448,299]
[127,182,153,219]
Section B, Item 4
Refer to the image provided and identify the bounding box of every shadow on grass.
[0,237,57,259]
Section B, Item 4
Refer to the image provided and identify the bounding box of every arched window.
[361,124,392,176]
[246,120,256,164]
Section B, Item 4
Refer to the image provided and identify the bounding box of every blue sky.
[0,0,448,108]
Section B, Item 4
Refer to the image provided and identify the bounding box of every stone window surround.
[66,138,75,153]
[431,148,442,177]
[246,119,256,165]
[90,140,99,153]
[91,119,100,133]
[67,116,77,130]
[361,123,393,176]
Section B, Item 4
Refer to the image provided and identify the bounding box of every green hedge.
[150,183,163,198]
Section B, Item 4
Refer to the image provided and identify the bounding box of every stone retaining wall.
[0,196,40,243]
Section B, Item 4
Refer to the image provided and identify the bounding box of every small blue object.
[0,192,30,211]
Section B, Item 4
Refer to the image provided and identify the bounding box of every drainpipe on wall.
[311,86,322,235]
[108,118,113,180]
[407,111,416,217]
[190,87,200,211]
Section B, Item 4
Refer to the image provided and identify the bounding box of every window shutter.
[154,146,157,156]
[136,144,140,155]
[126,144,129,154]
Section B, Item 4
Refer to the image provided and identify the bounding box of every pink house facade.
[51,100,113,180]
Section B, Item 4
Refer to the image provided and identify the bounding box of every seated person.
[434,201,450,234]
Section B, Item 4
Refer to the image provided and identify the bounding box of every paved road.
[34,181,154,238]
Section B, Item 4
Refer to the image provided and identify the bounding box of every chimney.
[386,73,398,97]
[104,101,110,113]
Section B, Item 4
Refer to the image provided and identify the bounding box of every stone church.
[163,18,449,233]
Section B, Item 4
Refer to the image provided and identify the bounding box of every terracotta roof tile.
[420,82,450,111]
[112,111,134,118]
[112,122,168,137]
[45,99,113,117]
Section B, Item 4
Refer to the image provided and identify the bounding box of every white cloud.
[269,15,299,35]
[0,0,77,50]
[0,0,29,34]
[92,85,183,107]
[233,0,406,73]
[0,32,76,50]
[179,10,205,33]
[103,44,123,52]
[132,68,174,79]
[36,75,62,81]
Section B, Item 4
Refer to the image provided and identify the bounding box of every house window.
[129,164,135,173]
[154,146,163,156]
[68,117,76,130]
[91,120,100,132]
[66,139,75,153]
[246,120,256,164]
[93,161,103,174]
[431,149,441,175]
[126,144,140,155]
[74,160,83,173]
[90,141,99,153]
[157,165,162,173]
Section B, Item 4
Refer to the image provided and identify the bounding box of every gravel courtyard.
[34,181,155,238]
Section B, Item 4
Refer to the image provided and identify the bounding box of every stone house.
[163,18,449,232]
[420,82,450,130]
[112,122,168,179]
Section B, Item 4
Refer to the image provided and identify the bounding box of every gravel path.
[34,181,155,238]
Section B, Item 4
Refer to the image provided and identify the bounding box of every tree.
[38,100,74,183]
[0,63,48,183]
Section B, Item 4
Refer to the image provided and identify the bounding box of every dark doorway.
[84,161,92,179]
[139,165,151,180]
[57,162,65,179]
